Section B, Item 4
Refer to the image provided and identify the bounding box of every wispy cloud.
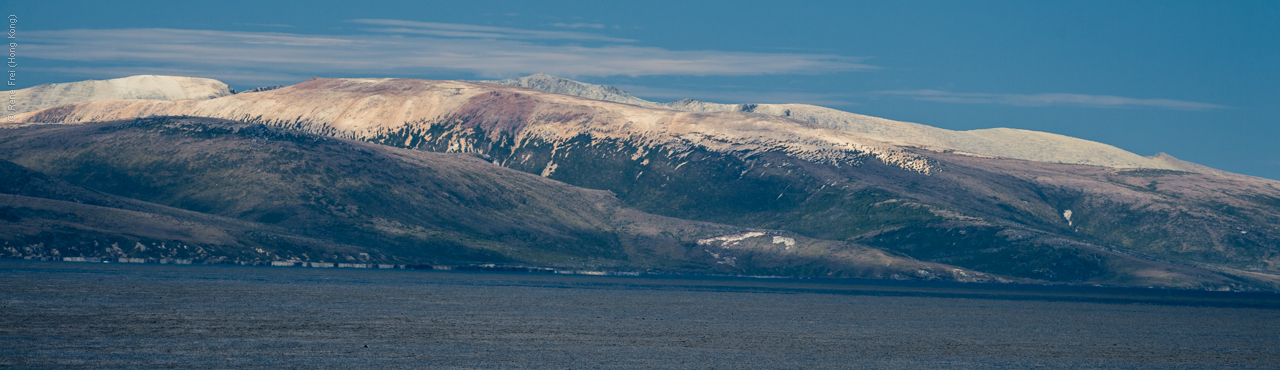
[617,85,856,107]
[877,89,1226,110]
[238,23,295,28]
[23,25,875,86]
[552,23,606,29]
[351,19,632,42]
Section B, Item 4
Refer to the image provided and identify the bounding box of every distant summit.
[489,74,661,108]
[8,75,233,114]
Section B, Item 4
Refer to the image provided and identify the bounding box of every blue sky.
[6,0,1279,179]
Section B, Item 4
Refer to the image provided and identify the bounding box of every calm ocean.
[2,260,1278,369]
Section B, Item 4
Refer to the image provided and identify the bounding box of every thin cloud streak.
[350,19,633,42]
[553,23,606,29]
[239,23,295,28]
[23,28,875,83]
[878,89,1226,111]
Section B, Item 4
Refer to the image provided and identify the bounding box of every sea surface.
[1,260,1278,369]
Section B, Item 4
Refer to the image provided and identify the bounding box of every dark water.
[2,261,1278,369]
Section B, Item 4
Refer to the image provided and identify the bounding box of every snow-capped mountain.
[8,75,234,114]
[5,75,1278,290]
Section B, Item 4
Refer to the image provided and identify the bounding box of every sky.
[5,0,1278,180]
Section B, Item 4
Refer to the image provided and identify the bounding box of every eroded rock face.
[9,75,233,114]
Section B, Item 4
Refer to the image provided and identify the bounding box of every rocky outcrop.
[239,85,285,94]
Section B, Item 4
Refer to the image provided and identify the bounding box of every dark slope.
[0,117,653,266]
[0,117,1008,281]
[0,158,350,262]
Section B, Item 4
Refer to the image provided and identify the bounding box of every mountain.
[0,116,1010,281]
[7,75,1279,290]
[7,75,234,114]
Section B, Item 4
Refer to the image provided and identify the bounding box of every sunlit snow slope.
[9,75,234,114]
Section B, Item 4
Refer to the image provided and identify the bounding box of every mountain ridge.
[491,74,1191,172]
[8,73,1237,176]
[11,77,938,174]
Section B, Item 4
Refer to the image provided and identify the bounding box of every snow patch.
[697,231,767,246]
[541,160,558,177]
[771,236,796,250]
[704,249,738,266]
